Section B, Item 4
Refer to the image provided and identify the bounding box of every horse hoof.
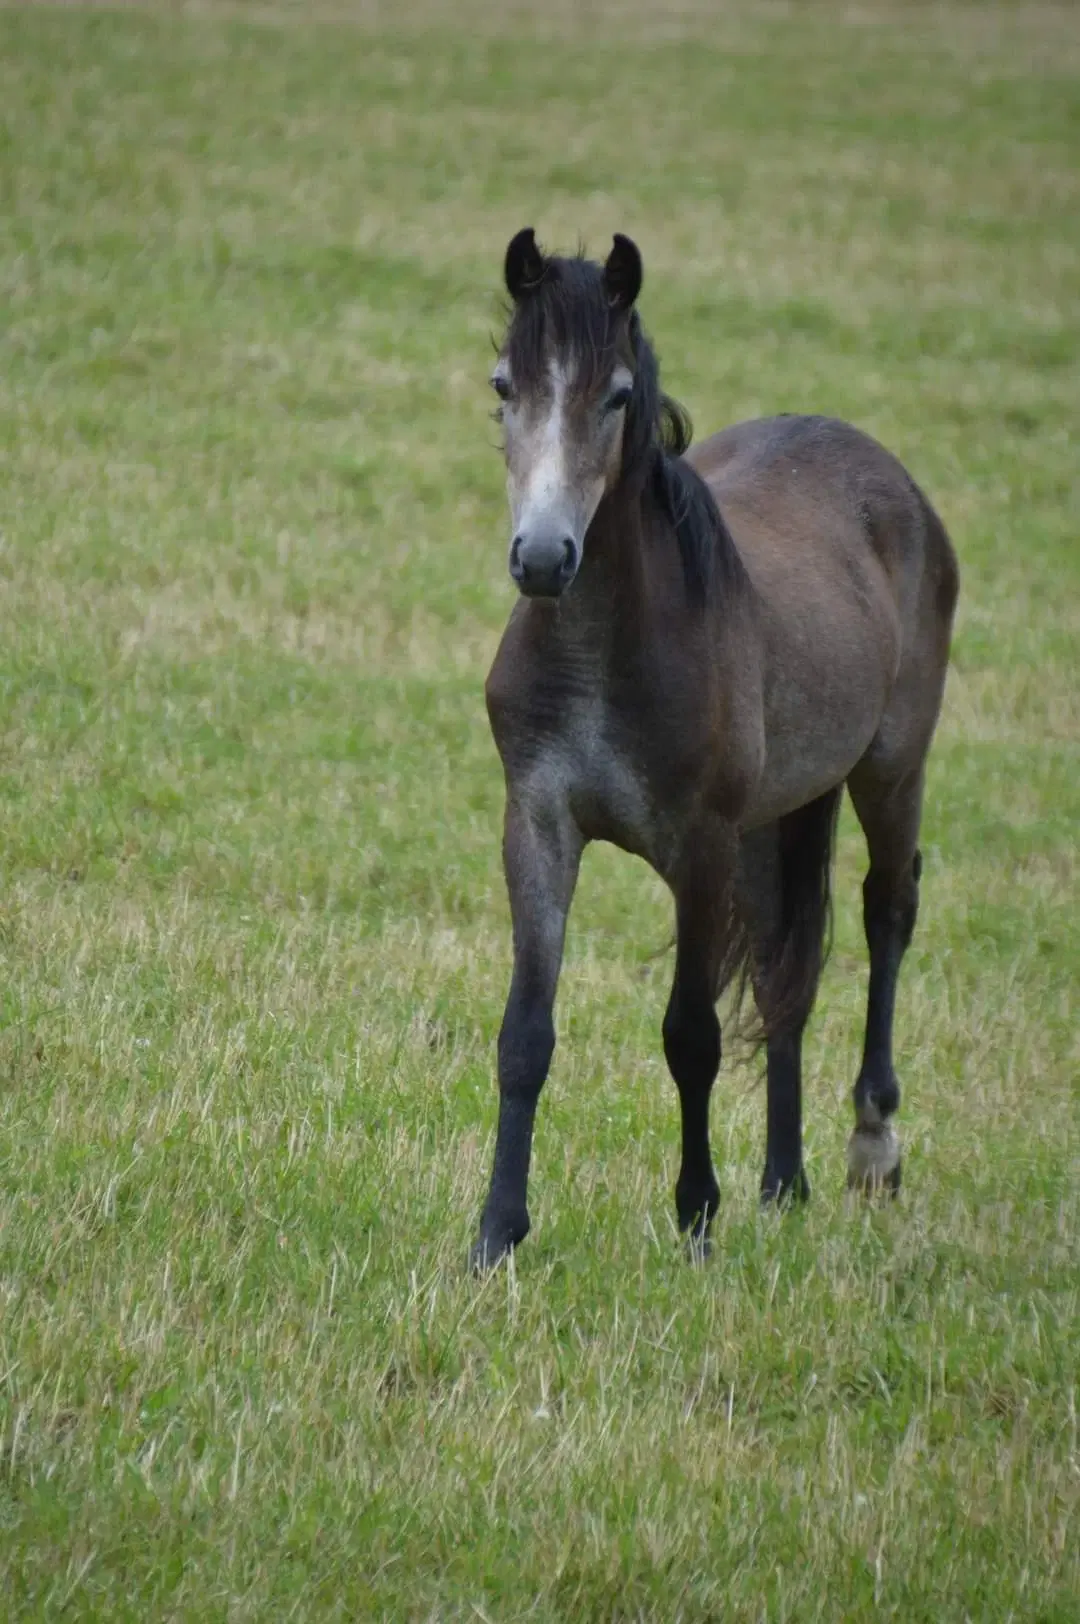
[677,1193,718,1263]
[846,1120,901,1195]
[469,1211,529,1274]
[760,1168,810,1208]
[682,1230,713,1265]
[469,1235,512,1274]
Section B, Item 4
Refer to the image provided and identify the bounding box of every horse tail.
[727,786,843,1046]
[914,479,960,629]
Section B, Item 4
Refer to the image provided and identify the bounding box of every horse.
[470,228,958,1271]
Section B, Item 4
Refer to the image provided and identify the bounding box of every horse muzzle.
[509,531,579,599]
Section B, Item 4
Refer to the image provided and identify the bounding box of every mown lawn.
[0,1,1077,1617]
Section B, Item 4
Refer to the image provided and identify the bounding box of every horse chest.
[490,641,708,870]
[555,697,684,863]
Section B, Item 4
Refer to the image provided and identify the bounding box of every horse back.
[693,412,955,606]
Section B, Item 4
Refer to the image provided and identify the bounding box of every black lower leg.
[662,828,740,1251]
[848,851,920,1194]
[760,1029,810,1204]
[740,799,839,1211]
[472,998,554,1268]
[662,988,721,1243]
[854,850,921,1124]
[471,798,579,1272]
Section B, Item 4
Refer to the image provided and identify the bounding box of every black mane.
[503,253,744,605]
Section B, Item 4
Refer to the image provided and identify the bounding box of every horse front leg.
[470,791,582,1272]
[661,826,738,1255]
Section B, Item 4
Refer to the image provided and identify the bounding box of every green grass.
[0,1,1077,1617]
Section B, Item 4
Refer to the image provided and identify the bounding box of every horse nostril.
[559,538,577,580]
[509,535,525,581]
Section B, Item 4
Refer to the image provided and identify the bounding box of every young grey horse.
[471,229,958,1271]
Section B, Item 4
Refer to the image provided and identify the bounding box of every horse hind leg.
[845,478,956,1194]
[845,762,925,1194]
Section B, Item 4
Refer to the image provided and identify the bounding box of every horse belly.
[745,636,896,829]
[746,727,876,828]
[730,525,902,827]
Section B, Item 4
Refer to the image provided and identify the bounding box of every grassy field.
[0,0,1077,1617]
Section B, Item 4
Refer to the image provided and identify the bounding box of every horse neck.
[567,478,652,650]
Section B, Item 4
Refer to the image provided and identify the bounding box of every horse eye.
[491,375,511,402]
[606,384,632,412]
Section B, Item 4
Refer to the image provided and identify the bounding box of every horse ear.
[603,233,643,312]
[504,227,547,301]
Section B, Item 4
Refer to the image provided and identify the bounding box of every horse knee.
[497,1002,555,1100]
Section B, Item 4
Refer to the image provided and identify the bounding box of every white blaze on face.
[509,358,574,540]
[494,354,633,558]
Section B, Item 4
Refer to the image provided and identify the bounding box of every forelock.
[504,256,629,395]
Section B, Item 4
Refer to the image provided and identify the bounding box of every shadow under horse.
[472,229,959,1271]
